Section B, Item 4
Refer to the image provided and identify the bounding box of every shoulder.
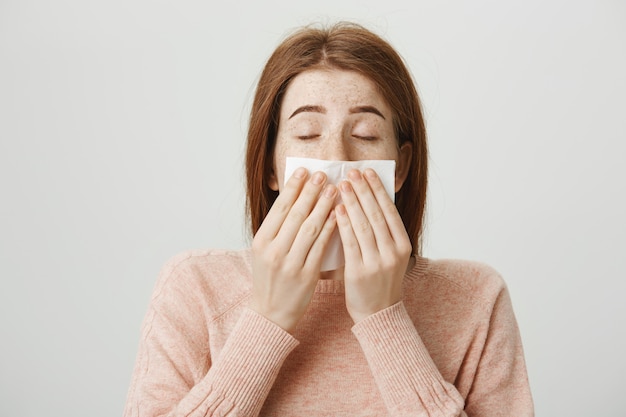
[149,248,253,320]
[158,248,252,282]
[406,257,508,314]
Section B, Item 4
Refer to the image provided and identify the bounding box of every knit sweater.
[124,248,534,416]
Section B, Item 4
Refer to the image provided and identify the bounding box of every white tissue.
[284,157,396,271]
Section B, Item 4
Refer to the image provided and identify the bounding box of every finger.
[338,179,378,258]
[289,183,338,267]
[302,204,338,271]
[335,203,362,264]
[272,171,328,253]
[256,167,309,241]
[363,168,410,245]
[346,169,394,250]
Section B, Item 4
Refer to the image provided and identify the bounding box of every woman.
[124,22,534,416]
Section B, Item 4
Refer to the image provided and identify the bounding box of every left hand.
[335,168,413,323]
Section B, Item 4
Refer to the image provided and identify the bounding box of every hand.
[336,168,412,323]
[250,168,338,333]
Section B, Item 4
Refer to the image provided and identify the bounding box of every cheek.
[273,160,286,191]
[351,140,399,161]
[272,140,287,186]
[272,138,307,191]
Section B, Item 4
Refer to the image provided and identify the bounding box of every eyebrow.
[349,105,386,120]
[289,105,325,119]
[288,104,386,120]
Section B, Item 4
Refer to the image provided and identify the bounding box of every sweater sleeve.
[124,260,299,417]
[463,285,534,416]
[352,302,465,417]
[352,287,534,417]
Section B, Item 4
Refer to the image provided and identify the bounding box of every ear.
[268,166,279,191]
[394,141,412,192]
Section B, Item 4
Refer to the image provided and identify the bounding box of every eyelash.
[297,134,320,140]
[295,134,378,141]
[353,135,378,141]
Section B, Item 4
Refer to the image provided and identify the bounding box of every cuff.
[352,302,463,413]
[210,308,299,416]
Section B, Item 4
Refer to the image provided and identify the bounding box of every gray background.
[1,0,625,415]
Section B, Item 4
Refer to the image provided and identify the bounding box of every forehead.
[280,69,390,115]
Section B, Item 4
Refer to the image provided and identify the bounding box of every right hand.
[249,168,338,333]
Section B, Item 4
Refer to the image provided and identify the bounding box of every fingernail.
[336,204,347,216]
[340,181,352,193]
[364,168,377,180]
[348,169,362,181]
[294,167,307,179]
[311,172,325,185]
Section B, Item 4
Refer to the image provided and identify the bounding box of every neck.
[318,255,416,280]
[319,268,344,280]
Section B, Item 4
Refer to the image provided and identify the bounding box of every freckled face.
[268,69,411,192]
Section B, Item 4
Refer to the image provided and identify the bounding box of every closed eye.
[297,134,320,140]
[352,134,378,141]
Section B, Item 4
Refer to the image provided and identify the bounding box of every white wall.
[1,0,624,415]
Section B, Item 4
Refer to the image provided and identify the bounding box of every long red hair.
[245,22,428,254]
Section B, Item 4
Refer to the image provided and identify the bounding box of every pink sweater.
[124,249,533,416]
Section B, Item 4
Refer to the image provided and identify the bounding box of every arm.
[352,302,465,417]
[335,169,464,416]
[123,262,299,417]
[352,287,533,417]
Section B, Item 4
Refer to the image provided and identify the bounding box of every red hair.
[245,22,428,254]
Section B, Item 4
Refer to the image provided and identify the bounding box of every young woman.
[124,22,534,416]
